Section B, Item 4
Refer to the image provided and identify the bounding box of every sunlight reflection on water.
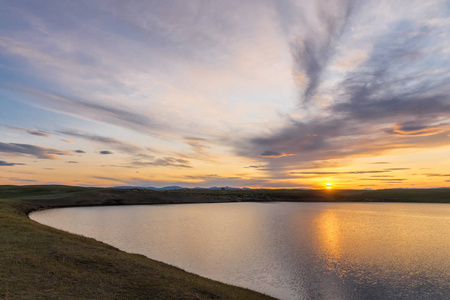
[31,203,450,300]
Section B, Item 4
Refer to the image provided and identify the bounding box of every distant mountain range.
[111,186,449,191]
[111,186,253,191]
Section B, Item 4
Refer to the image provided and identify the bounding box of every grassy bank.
[1,185,449,299]
[0,185,275,300]
[163,187,450,203]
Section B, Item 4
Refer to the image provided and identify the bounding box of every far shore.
[15,185,450,214]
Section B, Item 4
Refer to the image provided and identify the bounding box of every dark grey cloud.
[333,26,450,123]
[261,151,289,157]
[0,142,70,159]
[0,160,25,166]
[385,121,444,136]
[66,161,78,164]
[100,150,113,155]
[74,149,86,153]
[245,118,346,160]
[327,28,450,160]
[290,0,357,103]
[385,168,410,171]
[27,130,50,137]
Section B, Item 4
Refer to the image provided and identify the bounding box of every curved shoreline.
[1,186,276,299]
[29,205,277,298]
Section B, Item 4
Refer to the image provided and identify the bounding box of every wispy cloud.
[92,176,127,183]
[0,160,26,166]
[0,142,70,159]
[385,122,445,136]
[244,165,263,169]
[184,174,219,180]
[260,151,291,158]
[236,0,450,177]
[8,177,38,182]
[5,85,170,138]
[291,170,390,175]
[9,126,52,137]
[100,164,134,169]
[132,157,192,168]
[59,129,142,154]
[424,173,450,177]
[184,137,210,154]
[359,178,406,181]
[290,0,357,104]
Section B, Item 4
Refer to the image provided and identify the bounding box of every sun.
[325,183,333,189]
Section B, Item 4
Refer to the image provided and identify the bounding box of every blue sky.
[1,0,450,188]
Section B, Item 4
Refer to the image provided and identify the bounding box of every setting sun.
[326,183,333,189]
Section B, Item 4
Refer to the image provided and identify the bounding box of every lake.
[30,202,450,300]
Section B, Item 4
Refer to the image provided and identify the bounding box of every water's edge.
[30,202,450,300]
[28,202,281,298]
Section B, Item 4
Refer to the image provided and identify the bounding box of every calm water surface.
[31,203,450,300]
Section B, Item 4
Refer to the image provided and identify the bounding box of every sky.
[1,0,450,189]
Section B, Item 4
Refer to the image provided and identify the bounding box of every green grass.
[165,187,450,203]
[0,185,449,299]
[0,185,275,300]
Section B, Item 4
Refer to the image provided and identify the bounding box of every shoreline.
[1,185,276,299]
